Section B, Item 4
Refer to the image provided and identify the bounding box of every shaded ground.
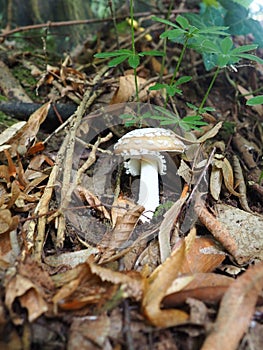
[0,2,263,350]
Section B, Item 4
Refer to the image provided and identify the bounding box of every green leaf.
[236,53,263,64]
[108,55,128,67]
[198,26,229,35]
[246,95,263,105]
[176,15,189,29]
[200,39,221,53]
[149,83,166,91]
[94,49,132,58]
[160,28,185,40]
[217,54,231,67]
[128,54,140,68]
[231,44,258,54]
[220,37,233,54]
[151,16,179,28]
[175,76,192,85]
[140,50,165,57]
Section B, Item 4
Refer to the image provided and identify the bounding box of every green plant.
[94,1,263,132]
[150,15,229,105]
[246,95,263,106]
[94,0,163,102]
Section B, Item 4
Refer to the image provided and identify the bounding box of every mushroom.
[114,128,186,222]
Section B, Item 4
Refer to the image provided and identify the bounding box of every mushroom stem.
[138,158,159,222]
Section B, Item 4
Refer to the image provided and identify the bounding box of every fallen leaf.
[163,273,233,307]
[142,239,189,327]
[195,198,263,264]
[197,122,222,143]
[0,121,26,147]
[5,274,48,324]
[78,186,111,221]
[210,163,223,200]
[158,195,188,263]
[68,315,111,349]
[0,209,13,234]
[7,102,50,157]
[110,75,157,104]
[201,262,263,350]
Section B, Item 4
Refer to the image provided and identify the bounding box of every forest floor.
[0,3,263,350]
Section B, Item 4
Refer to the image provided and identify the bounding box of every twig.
[0,9,197,39]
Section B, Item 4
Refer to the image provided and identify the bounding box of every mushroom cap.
[114,127,185,155]
[114,127,186,175]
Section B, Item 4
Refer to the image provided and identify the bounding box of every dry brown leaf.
[78,186,111,221]
[0,209,13,234]
[0,121,26,147]
[201,262,263,350]
[159,195,188,263]
[0,164,11,184]
[68,315,111,349]
[195,198,263,264]
[4,149,16,178]
[221,157,240,197]
[88,259,143,301]
[181,236,226,274]
[52,264,88,308]
[232,155,252,212]
[8,102,50,157]
[24,154,53,181]
[111,195,136,228]
[5,274,48,324]
[142,239,189,327]
[103,204,143,248]
[44,248,99,268]
[197,122,222,143]
[163,272,233,307]
[110,75,156,104]
[210,163,223,200]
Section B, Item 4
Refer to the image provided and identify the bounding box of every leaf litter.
[0,16,262,350]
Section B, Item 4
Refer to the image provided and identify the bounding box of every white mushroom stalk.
[114,128,185,223]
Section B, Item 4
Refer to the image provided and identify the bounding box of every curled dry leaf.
[201,262,263,350]
[5,274,48,324]
[197,122,222,143]
[111,195,137,228]
[142,239,189,328]
[0,209,14,234]
[212,154,240,198]
[158,195,188,263]
[163,273,233,307]
[52,260,144,312]
[0,121,26,148]
[77,186,111,221]
[232,155,252,212]
[4,102,50,157]
[110,75,157,104]
[99,203,144,264]
[210,163,223,200]
[68,315,111,349]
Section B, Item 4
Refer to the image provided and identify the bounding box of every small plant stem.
[164,41,188,107]
[160,0,175,81]
[130,0,139,102]
[199,65,220,110]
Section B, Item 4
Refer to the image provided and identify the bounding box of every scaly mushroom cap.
[114,128,186,175]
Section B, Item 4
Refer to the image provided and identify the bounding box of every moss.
[12,65,38,100]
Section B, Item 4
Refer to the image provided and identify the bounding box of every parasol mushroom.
[114,127,186,222]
